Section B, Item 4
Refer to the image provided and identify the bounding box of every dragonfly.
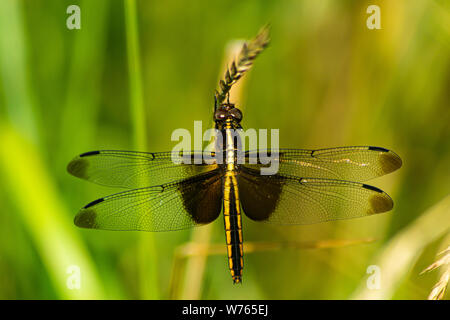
[67,108,402,284]
[67,28,402,284]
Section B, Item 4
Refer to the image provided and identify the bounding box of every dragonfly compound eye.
[229,108,243,122]
[214,109,228,121]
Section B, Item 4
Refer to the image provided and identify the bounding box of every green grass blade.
[124,0,159,299]
[0,123,105,299]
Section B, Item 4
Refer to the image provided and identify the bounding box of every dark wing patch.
[238,167,393,225]
[379,151,402,175]
[181,171,223,224]
[243,146,402,182]
[237,170,282,221]
[74,208,97,228]
[368,193,393,214]
[67,157,90,180]
[67,150,218,188]
[74,169,223,231]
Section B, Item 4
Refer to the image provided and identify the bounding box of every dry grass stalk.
[168,238,375,298]
[421,246,450,300]
[215,25,270,105]
[172,30,268,298]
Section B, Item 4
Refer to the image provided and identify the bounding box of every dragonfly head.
[214,103,243,129]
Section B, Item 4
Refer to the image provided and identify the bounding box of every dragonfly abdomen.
[223,172,243,284]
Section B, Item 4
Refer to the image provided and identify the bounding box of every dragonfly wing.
[244,146,402,182]
[74,169,223,231]
[238,167,393,225]
[67,150,218,188]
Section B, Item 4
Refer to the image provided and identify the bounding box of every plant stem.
[125,0,147,149]
[124,0,159,299]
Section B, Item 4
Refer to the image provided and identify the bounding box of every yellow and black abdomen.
[223,172,243,284]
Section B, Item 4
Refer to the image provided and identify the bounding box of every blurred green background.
[0,0,449,299]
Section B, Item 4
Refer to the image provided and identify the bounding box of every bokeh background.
[0,0,449,299]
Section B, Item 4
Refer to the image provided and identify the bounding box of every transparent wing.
[243,146,402,182]
[239,167,394,225]
[74,170,223,231]
[67,150,218,188]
